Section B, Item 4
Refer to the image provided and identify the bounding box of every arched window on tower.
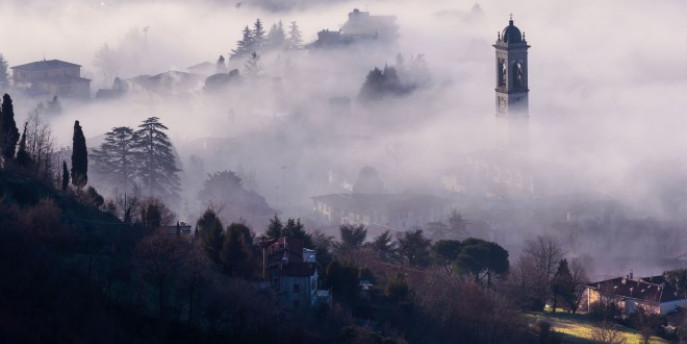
[498,59,506,87]
[514,61,524,87]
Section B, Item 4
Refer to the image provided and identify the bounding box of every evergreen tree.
[252,18,266,50]
[132,117,181,200]
[221,222,255,278]
[337,224,367,252]
[265,21,286,50]
[141,201,162,230]
[0,54,8,89]
[265,214,283,239]
[216,55,227,73]
[197,209,224,262]
[231,25,254,60]
[71,120,88,188]
[15,122,32,168]
[91,126,137,193]
[61,161,70,192]
[431,239,462,274]
[372,230,396,261]
[397,228,431,267]
[287,21,303,50]
[283,218,313,248]
[454,238,509,288]
[0,93,19,164]
[551,259,574,312]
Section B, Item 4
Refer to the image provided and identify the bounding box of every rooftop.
[12,59,81,72]
[590,275,687,303]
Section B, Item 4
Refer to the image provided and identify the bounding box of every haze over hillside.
[0,0,686,278]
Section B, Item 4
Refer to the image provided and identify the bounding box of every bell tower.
[494,15,530,150]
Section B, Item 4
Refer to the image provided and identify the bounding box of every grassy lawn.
[525,311,672,344]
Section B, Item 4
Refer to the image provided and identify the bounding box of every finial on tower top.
[510,13,513,20]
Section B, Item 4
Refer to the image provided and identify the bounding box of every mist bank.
[1,0,687,277]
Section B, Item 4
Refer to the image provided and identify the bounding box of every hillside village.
[1,2,687,344]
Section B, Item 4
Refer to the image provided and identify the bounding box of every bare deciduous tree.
[25,110,56,182]
[512,235,565,310]
[591,321,626,344]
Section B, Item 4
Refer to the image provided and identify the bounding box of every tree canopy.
[0,94,19,164]
[91,126,137,193]
[454,238,509,288]
[398,229,431,267]
[132,117,181,200]
[71,120,88,188]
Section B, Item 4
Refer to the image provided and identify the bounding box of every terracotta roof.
[12,59,81,71]
[590,275,687,303]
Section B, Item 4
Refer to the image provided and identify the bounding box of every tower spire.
[493,16,530,151]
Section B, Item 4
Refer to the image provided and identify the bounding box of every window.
[293,283,300,293]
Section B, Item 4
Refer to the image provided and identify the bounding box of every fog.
[1,0,687,279]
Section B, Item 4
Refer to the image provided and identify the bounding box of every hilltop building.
[307,9,398,48]
[493,16,530,151]
[11,59,91,99]
[311,193,451,231]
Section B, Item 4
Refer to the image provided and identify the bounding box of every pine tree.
[265,21,286,50]
[283,218,313,248]
[71,120,88,188]
[61,161,69,192]
[91,126,137,193]
[265,214,283,239]
[132,117,181,200]
[231,25,254,60]
[252,18,266,50]
[0,93,19,164]
[287,21,303,50]
[15,122,32,168]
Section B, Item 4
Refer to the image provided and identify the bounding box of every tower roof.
[501,18,523,44]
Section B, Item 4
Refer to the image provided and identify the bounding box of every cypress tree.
[15,122,31,168]
[61,161,69,192]
[0,93,19,163]
[71,120,88,188]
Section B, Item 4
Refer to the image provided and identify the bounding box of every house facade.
[311,193,451,231]
[262,237,330,310]
[12,59,90,99]
[587,275,687,315]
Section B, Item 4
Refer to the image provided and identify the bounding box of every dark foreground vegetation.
[0,166,536,343]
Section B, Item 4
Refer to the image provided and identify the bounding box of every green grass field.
[526,311,672,344]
